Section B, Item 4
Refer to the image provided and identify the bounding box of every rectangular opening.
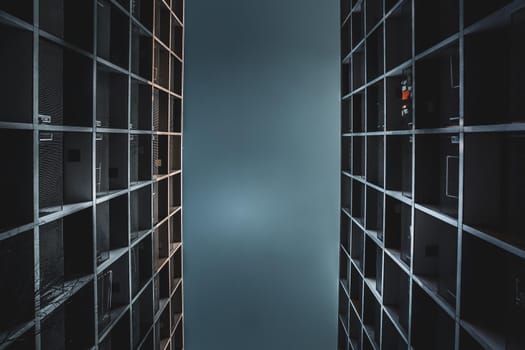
[40,209,94,307]
[154,272,160,314]
[153,179,168,225]
[130,134,152,184]
[131,24,153,81]
[170,173,182,212]
[170,210,182,251]
[415,133,459,218]
[383,254,410,335]
[342,100,351,133]
[363,285,381,347]
[0,230,34,332]
[352,47,366,89]
[40,0,93,51]
[155,0,170,46]
[61,210,95,280]
[342,19,351,60]
[0,23,33,124]
[171,56,182,95]
[342,64,350,96]
[340,250,350,292]
[37,129,62,210]
[415,43,460,129]
[154,221,169,270]
[96,65,129,129]
[414,210,458,308]
[153,135,169,178]
[352,136,365,177]
[412,284,456,349]
[39,131,92,216]
[171,249,182,291]
[97,254,130,332]
[352,181,365,224]
[161,263,172,306]
[364,237,383,295]
[341,213,351,253]
[366,0,383,33]
[171,281,183,329]
[0,130,33,231]
[351,222,365,273]
[352,92,366,132]
[366,25,384,82]
[342,138,351,172]
[131,79,152,130]
[39,220,65,307]
[386,135,412,197]
[172,21,183,58]
[171,96,182,132]
[350,264,363,316]
[154,264,170,314]
[39,39,93,127]
[385,0,412,71]
[154,43,170,89]
[464,5,525,126]
[97,0,129,69]
[414,0,459,53]
[386,67,413,130]
[366,136,384,187]
[367,81,385,132]
[131,239,152,297]
[366,187,384,241]
[132,282,153,348]
[96,194,128,265]
[170,135,182,172]
[464,132,525,250]
[385,197,412,267]
[96,133,128,197]
[130,186,152,241]
[342,176,351,212]
[153,88,169,132]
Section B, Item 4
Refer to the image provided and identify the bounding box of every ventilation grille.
[39,40,64,125]
[152,136,159,175]
[153,89,160,131]
[39,132,63,213]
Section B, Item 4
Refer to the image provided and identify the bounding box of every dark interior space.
[339,0,525,349]
[0,0,184,348]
